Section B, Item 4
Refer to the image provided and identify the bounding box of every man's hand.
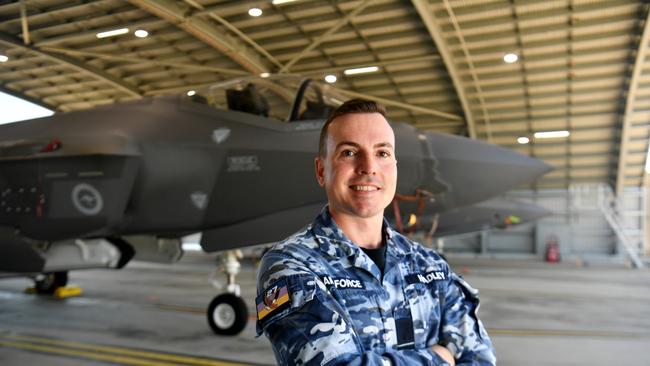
[432,345,455,366]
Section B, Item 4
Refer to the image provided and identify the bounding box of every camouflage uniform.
[256,207,496,365]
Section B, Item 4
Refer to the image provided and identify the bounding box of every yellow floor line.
[0,334,253,366]
[0,340,191,366]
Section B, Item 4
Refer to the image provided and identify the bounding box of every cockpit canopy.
[186,76,347,122]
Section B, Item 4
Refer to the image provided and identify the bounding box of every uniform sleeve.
[257,252,453,366]
[438,272,497,365]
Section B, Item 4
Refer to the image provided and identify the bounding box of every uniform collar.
[310,206,413,280]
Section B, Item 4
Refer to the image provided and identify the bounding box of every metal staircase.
[571,184,644,268]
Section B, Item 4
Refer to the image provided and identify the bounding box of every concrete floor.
[1,252,649,366]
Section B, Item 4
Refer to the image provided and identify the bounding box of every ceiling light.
[272,0,297,4]
[324,74,337,83]
[517,136,530,144]
[96,28,129,39]
[503,53,518,63]
[534,130,570,139]
[187,90,196,96]
[0,55,8,63]
[344,66,379,75]
[248,8,263,17]
[260,72,270,78]
[134,29,149,38]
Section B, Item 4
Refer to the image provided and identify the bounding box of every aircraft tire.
[34,271,68,294]
[207,293,248,336]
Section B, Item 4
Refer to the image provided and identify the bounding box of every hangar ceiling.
[0,0,649,191]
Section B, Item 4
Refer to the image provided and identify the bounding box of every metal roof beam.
[19,0,30,45]
[442,0,633,16]
[0,1,125,27]
[449,13,636,45]
[277,0,372,73]
[128,0,270,74]
[500,138,614,149]
[299,54,441,77]
[533,151,616,160]
[452,29,637,58]
[0,32,142,99]
[466,62,629,81]
[469,100,618,115]
[617,6,650,193]
[40,47,248,76]
[473,111,619,125]
[438,1,636,31]
[36,18,166,47]
[55,98,118,112]
[475,74,624,93]
[332,86,462,122]
[468,90,624,104]
[462,47,632,70]
[412,0,478,139]
[537,176,610,184]
[485,124,618,137]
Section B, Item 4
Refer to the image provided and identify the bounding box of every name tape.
[405,271,446,285]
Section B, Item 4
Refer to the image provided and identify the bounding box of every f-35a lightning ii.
[0,77,551,335]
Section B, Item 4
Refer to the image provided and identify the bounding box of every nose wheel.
[207,293,248,335]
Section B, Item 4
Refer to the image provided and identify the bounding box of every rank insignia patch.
[256,279,290,320]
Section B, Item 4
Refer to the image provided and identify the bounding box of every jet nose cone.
[426,132,552,208]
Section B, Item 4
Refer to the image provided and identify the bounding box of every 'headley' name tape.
[405,271,446,285]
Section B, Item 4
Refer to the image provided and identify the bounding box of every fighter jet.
[0,77,551,335]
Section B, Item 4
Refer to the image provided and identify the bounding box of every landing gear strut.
[207,250,248,336]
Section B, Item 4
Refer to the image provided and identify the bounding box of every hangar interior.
[1,0,649,266]
[2,2,650,366]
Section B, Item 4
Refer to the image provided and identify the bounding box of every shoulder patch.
[256,279,290,320]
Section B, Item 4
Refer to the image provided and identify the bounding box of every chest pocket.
[402,272,445,349]
[326,283,384,351]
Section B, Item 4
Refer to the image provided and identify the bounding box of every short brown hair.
[318,99,387,157]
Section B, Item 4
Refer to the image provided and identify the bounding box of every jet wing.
[200,203,324,251]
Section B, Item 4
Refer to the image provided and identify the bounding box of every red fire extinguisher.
[545,235,561,263]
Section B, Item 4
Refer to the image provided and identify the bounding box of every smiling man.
[256,99,496,366]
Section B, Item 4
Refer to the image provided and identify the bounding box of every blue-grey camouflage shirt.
[256,207,496,365]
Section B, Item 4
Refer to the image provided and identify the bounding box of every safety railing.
[569,184,644,268]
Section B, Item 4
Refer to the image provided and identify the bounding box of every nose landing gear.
[206,250,249,335]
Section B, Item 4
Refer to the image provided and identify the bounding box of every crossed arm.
[257,265,495,365]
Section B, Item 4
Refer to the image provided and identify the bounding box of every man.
[256,99,496,365]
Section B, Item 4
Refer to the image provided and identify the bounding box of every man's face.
[315,112,397,221]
